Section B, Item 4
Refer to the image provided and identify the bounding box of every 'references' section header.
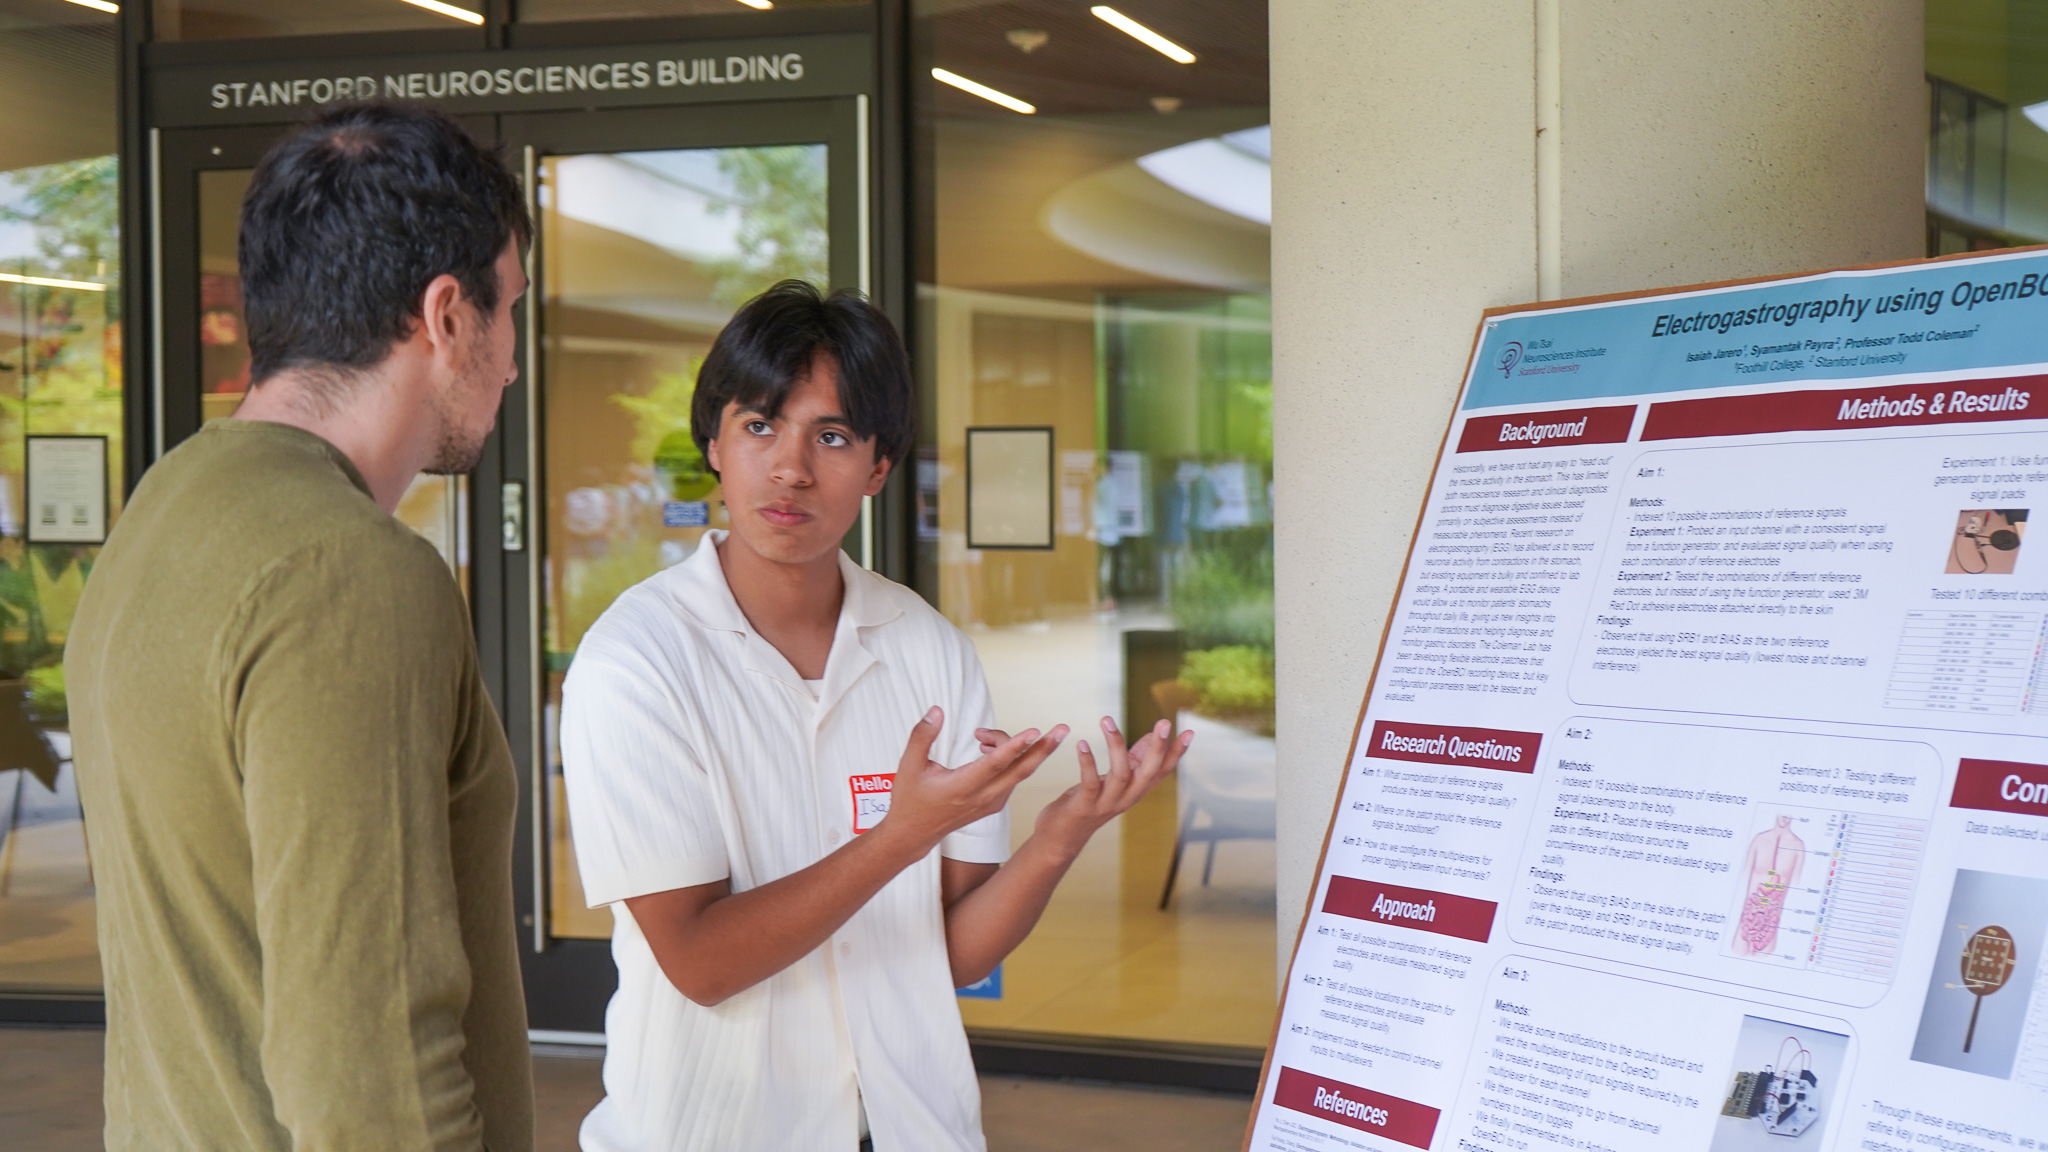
[1464,249,2048,411]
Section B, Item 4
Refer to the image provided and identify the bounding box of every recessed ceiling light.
[735,0,773,9]
[932,68,1036,115]
[1090,7,1195,64]
[397,0,484,25]
[62,0,119,12]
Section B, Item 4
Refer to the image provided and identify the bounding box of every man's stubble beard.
[423,331,498,476]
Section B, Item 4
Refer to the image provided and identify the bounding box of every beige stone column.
[1267,0,1925,965]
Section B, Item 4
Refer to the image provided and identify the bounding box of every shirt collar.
[668,531,904,714]
[206,418,374,501]
[668,530,751,634]
[669,531,903,633]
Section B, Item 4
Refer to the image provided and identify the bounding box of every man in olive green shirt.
[68,103,534,1150]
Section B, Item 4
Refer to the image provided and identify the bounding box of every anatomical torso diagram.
[1736,816,1807,956]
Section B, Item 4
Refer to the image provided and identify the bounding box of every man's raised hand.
[1033,717,1191,854]
[877,707,1066,853]
[928,716,1195,987]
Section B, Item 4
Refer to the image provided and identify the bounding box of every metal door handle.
[501,481,525,551]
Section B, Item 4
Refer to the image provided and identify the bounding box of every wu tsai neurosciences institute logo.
[1497,341,1524,378]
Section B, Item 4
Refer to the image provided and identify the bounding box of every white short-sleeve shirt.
[561,532,1006,1152]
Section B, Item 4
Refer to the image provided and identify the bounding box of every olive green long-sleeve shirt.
[67,420,533,1152]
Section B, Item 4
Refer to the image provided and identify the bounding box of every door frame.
[56,14,905,1035]
[501,97,870,1031]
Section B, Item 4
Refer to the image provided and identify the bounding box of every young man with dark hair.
[68,102,535,1151]
[561,281,1190,1152]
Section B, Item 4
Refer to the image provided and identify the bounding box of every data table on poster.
[1886,610,2039,714]
[1249,250,2048,1152]
[1806,813,1923,981]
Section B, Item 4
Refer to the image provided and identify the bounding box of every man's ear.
[705,437,723,474]
[418,272,468,357]
[863,452,893,498]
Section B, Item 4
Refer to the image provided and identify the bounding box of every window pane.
[916,0,1274,1048]
[152,0,483,41]
[194,169,472,588]
[1926,2,2048,251]
[535,145,830,941]
[197,168,252,422]
[0,0,120,996]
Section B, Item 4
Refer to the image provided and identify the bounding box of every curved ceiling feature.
[1042,128,1270,291]
[1136,125,1270,225]
[549,152,744,264]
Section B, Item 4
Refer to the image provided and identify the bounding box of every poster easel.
[1247,246,2048,1152]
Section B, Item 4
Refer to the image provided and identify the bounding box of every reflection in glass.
[191,167,472,583]
[0,0,117,994]
[918,0,1274,1048]
[151,0,482,41]
[197,169,253,424]
[0,194,118,992]
[1925,2,2048,254]
[538,145,829,940]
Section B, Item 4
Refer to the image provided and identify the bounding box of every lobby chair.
[1155,682,1277,910]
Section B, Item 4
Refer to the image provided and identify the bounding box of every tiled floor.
[0,1026,1253,1151]
[956,619,1279,1048]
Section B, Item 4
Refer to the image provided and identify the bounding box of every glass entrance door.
[162,125,480,585]
[533,141,832,939]
[154,98,872,1031]
[502,102,865,1025]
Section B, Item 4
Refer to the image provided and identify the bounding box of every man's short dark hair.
[241,101,530,391]
[692,281,915,471]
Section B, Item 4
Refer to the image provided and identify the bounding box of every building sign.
[1251,247,2048,1151]
[149,33,870,126]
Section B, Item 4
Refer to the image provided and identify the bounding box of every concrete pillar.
[1267,0,1924,961]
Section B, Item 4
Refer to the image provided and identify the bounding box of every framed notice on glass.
[25,435,108,545]
[966,426,1054,550]
[1249,248,2048,1152]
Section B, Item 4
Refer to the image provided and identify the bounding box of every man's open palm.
[880,707,1067,850]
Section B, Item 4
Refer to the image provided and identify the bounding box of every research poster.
[1248,250,2048,1152]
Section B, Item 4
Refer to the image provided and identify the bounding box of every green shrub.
[1180,645,1275,714]
[25,664,65,715]
[1167,529,1274,650]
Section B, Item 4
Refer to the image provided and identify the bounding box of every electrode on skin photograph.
[1946,509,2028,574]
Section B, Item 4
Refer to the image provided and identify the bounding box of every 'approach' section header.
[1322,876,1498,944]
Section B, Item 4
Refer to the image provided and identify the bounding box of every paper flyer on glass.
[1248,249,2048,1152]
